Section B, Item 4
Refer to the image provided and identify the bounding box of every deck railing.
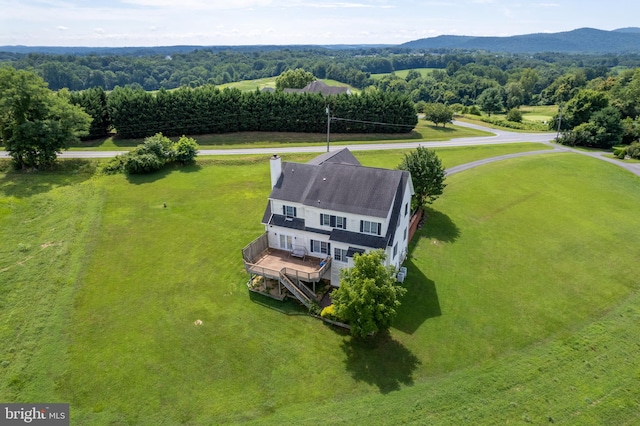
[243,233,331,282]
[242,232,269,263]
[242,234,333,309]
[245,264,281,281]
[279,272,312,308]
[281,268,316,299]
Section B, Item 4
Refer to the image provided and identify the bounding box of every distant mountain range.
[1,28,639,56]
[400,28,640,54]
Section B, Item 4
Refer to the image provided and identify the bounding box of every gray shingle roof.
[329,229,388,249]
[307,148,361,166]
[269,149,410,219]
[283,80,351,96]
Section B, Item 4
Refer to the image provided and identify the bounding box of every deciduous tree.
[423,103,453,127]
[331,250,407,338]
[0,67,91,169]
[506,108,523,123]
[398,147,446,209]
[173,135,198,164]
[477,87,504,116]
[275,68,316,90]
[559,106,623,149]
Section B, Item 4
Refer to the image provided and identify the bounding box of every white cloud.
[304,2,373,8]
[1,0,638,46]
[120,0,273,9]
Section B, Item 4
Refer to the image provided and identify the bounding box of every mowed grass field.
[519,105,558,123]
[370,68,438,80]
[217,77,356,93]
[71,119,493,151]
[1,146,640,424]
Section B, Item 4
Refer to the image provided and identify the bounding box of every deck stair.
[282,269,317,300]
[279,272,312,308]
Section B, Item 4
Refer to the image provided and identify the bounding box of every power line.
[330,116,416,129]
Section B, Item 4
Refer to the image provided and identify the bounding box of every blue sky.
[1,0,638,47]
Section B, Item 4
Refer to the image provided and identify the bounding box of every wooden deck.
[250,248,327,275]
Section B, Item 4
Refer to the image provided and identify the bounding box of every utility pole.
[326,106,331,152]
[556,104,563,140]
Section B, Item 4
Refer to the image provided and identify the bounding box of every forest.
[2,47,639,93]
[2,46,640,150]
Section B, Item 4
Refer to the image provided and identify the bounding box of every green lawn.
[456,105,558,132]
[1,149,639,424]
[370,68,438,80]
[520,105,558,123]
[69,121,493,151]
[217,78,356,93]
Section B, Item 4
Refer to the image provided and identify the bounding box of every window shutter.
[343,217,347,229]
[330,215,336,227]
[320,213,324,225]
[377,223,382,235]
[360,221,363,232]
[283,205,286,215]
[328,243,331,254]
[293,207,297,217]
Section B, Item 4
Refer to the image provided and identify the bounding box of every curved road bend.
[1,121,639,177]
[0,120,555,159]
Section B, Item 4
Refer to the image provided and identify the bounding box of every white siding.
[266,176,414,284]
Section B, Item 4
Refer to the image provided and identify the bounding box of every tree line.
[550,68,640,149]
[4,47,640,94]
[80,85,417,139]
[1,48,374,91]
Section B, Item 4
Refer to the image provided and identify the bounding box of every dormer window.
[283,205,297,218]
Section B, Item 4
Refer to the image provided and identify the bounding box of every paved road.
[0,120,556,159]
[2,121,639,178]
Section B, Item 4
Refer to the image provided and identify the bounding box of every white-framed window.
[311,240,330,255]
[334,248,348,262]
[279,234,293,250]
[321,213,347,229]
[283,205,297,217]
[360,220,381,235]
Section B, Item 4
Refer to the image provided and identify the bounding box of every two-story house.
[242,148,414,307]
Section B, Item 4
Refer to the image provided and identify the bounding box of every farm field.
[1,146,639,424]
